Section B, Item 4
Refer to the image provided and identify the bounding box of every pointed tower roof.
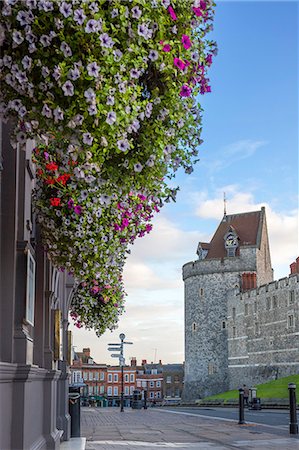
[202,207,265,259]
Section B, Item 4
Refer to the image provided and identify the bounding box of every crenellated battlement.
[236,273,299,300]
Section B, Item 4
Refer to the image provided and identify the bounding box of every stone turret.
[182,208,273,402]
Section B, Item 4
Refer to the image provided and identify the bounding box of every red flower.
[57,174,70,185]
[37,169,43,176]
[50,197,61,206]
[46,178,56,185]
[46,162,58,172]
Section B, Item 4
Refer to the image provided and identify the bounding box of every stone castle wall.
[227,274,299,389]
[183,248,257,401]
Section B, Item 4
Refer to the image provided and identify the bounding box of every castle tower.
[182,207,273,401]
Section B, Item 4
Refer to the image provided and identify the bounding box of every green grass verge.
[203,374,299,401]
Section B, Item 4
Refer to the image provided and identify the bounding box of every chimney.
[290,262,297,275]
[141,359,147,365]
[83,348,90,358]
[131,357,137,367]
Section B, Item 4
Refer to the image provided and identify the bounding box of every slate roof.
[201,208,264,260]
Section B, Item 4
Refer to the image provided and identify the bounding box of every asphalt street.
[164,407,292,428]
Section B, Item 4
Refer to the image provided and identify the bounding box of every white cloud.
[202,140,267,173]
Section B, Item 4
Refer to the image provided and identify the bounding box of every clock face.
[225,234,238,246]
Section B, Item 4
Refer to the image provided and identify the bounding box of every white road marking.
[156,409,287,430]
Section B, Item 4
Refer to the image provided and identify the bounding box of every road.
[164,407,291,429]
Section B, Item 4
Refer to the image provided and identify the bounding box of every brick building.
[70,353,184,406]
[136,360,164,404]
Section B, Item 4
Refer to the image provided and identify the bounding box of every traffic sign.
[108,347,121,351]
[123,342,133,345]
[108,343,121,346]
[110,354,121,358]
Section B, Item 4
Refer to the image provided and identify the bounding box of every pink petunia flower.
[74,205,82,215]
[182,34,192,50]
[168,5,177,20]
[192,7,202,17]
[174,57,186,70]
[179,85,192,97]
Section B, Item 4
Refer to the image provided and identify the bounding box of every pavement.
[81,407,299,450]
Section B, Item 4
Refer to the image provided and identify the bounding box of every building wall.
[228,274,299,389]
[0,122,71,449]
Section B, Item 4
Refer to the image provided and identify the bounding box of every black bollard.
[238,388,245,424]
[288,383,298,435]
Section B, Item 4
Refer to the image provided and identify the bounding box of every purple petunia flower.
[41,104,52,118]
[87,62,100,77]
[52,65,61,81]
[74,205,82,215]
[59,2,72,18]
[113,49,123,62]
[53,107,64,123]
[134,163,143,173]
[22,55,32,70]
[60,41,72,58]
[130,68,141,79]
[12,30,24,45]
[137,23,153,40]
[106,111,116,125]
[117,139,130,152]
[99,33,114,48]
[68,67,80,81]
[39,1,54,12]
[88,104,97,116]
[148,50,158,61]
[82,133,93,145]
[179,85,192,97]
[84,88,96,103]
[131,6,142,19]
[62,80,74,96]
[73,9,86,25]
[106,95,115,106]
[85,19,99,33]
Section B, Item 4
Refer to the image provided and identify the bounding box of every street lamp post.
[107,333,133,413]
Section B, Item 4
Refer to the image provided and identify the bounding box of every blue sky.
[71,1,298,365]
